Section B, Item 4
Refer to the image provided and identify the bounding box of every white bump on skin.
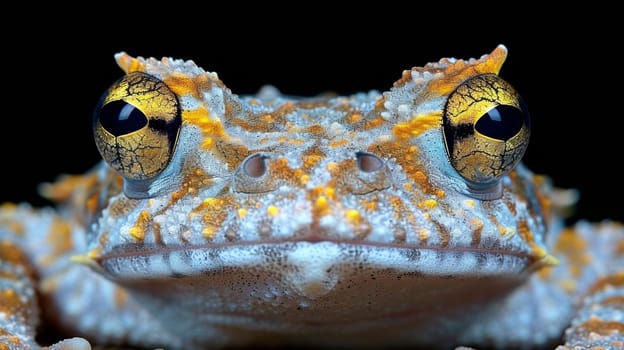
[285,243,341,299]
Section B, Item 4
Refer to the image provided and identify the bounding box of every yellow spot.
[129,210,150,241]
[202,226,217,239]
[363,199,377,211]
[202,137,214,148]
[237,208,247,218]
[345,209,361,222]
[267,206,280,216]
[393,112,442,140]
[300,174,310,185]
[418,229,430,242]
[434,189,446,198]
[348,113,363,123]
[464,199,475,208]
[128,226,144,240]
[315,196,330,216]
[403,183,412,191]
[324,187,335,200]
[326,162,339,172]
[203,197,221,207]
[421,199,437,209]
[261,114,274,123]
[498,225,514,237]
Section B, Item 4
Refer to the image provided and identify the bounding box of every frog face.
[88,45,552,288]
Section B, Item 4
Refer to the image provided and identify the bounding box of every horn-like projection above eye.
[442,74,530,199]
[93,72,182,181]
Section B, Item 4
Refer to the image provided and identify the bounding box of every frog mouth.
[94,239,542,281]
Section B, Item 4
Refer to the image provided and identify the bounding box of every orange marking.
[554,228,592,279]
[411,170,436,195]
[388,196,404,220]
[392,69,414,88]
[517,219,556,268]
[307,125,324,134]
[314,196,330,217]
[171,168,214,208]
[602,296,624,306]
[0,289,23,315]
[418,228,430,243]
[419,199,437,209]
[202,226,218,240]
[470,218,484,246]
[115,52,146,73]
[616,240,624,256]
[348,113,363,123]
[392,113,441,140]
[184,107,226,137]
[426,46,507,96]
[164,72,212,100]
[42,219,74,266]
[329,140,349,147]
[362,198,378,211]
[114,288,129,308]
[0,329,21,348]
[576,316,624,335]
[302,147,325,169]
[430,220,451,247]
[364,115,386,130]
[129,211,150,241]
[586,272,624,296]
[0,241,34,280]
[261,114,275,123]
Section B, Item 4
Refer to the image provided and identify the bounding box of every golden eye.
[442,74,530,198]
[93,72,181,181]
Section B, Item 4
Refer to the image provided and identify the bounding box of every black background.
[2,7,621,225]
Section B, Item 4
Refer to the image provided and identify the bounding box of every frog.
[1,44,623,350]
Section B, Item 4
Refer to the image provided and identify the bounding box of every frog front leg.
[454,221,624,349]
[555,222,624,349]
[0,204,91,349]
[0,202,181,349]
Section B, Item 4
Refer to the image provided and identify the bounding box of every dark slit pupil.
[475,104,525,141]
[98,100,148,136]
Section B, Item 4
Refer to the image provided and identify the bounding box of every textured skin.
[1,46,623,349]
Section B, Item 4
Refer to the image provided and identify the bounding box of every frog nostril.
[355,152,384,173]
[243,153,268,178]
